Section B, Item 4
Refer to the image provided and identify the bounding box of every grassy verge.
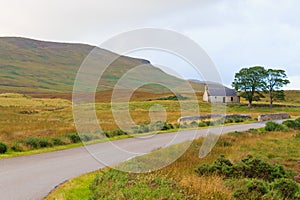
[0,116,256,159]
[46,123,300,200]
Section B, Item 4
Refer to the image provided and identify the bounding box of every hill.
[0,37,203,93]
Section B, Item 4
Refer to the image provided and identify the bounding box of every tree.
[232,66,267,107]
[264,69,290,107]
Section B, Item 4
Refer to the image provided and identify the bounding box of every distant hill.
[0,37,204,94]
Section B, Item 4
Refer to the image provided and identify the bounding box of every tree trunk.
[248,93,253,108]
[269,90,273,108]
[248,100,252,108]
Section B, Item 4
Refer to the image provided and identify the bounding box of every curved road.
[0,121,278,200]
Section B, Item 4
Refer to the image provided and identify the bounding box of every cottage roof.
[207,87,238,97]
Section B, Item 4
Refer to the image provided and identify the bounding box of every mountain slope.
[0,37,203,93]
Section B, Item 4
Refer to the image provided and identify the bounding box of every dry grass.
[1,90,300,148]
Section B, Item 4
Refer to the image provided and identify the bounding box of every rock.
[257,113,290,121]
[178,114,252,122]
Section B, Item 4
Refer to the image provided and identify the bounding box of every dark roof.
[207,87,238,97]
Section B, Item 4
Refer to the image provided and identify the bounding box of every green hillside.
[0,37,202,93]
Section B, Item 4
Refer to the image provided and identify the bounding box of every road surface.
[0,121,278,200]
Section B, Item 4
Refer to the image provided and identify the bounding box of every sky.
[1,0,299,89]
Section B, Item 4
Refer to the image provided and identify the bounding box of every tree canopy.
[232,66,290,107]
[265,69,290,107]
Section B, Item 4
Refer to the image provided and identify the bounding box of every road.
[0,121,278,200]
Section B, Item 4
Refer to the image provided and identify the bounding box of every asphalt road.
[0,121,278,200]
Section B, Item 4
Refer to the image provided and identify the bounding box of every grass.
[46,126,300,200]
[46,172,95,200]
[1,91,300,158]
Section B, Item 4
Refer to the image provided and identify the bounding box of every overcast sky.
[1,0,299,89]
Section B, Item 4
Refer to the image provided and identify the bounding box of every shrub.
[295,133,300,139]
[206,121,211,126]
[225,118,234,123]
[179,122,188,129]
[233,179,269,200]
[210,119,224,126]
[65,133,81,143]
[271,178,300,199]
[197,156,299,200]
[24,137,52,149]
[265,121,288,132]
[24,137,40,149]
[173,123,180,129]
[198,121,207,127]
[38,139,52,148]
[11,142,24,152]
[190,121,198,127]
[0,142,7,154]
[283,119,300,130]
[235,156,288,181]
[51,138,66,146]
[195,155,288,181]
[139,125,150,133]
[195,155,235,177]
[161,122,174,130]
[104,129,127,138]
[80,134,94,142]
[234,118,244,123]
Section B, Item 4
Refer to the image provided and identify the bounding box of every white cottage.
[203,85,240,103]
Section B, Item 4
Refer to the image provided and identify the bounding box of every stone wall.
[258,113,290,121]
[178,114,252,122]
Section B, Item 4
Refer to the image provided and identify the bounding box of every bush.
[295,133,300,139]
[80,134,94,142]
[233,179,269,200]
[225,118,234,123]
[11,142,24,152]
[190,121,198,127]
[236,156,288,181]
[0,142,7,154]
[163,122,174,130]
[65,133,81,143]
[271,178,300,199]
[179,122,188,129]
[24,137,52,149]
[104,129,127,138]
[195,155,235,177]
[24,137,40,149]
[51,138,66,146]
[38,139,52,148]
[234,118,244,123]
[198,121,207,127]
[195,155,288,181]
[139,125,150,133]
[197,156,299,200]
[265,121,288,132]
[283,119,300,130]
[210,119,224,126]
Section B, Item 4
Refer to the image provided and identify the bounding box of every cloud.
[0,0,299,89]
